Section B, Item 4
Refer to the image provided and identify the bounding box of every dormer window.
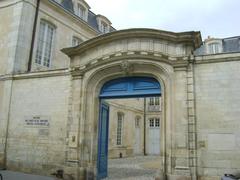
[74,0,90,21]
[72,36,83,46]
[205,38,222,54]
[77,4,87,20]
[96,15,112,34]
[208,43,220,54]
[100,21,109,33]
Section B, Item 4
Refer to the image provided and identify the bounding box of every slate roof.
[223,36,240,52]
[195,36,240,55]
[51,0,115,33]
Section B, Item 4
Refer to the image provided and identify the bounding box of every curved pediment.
[62,28,202,69]
[63,28,201,56]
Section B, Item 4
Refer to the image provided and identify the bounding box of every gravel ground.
[104,156,162,180]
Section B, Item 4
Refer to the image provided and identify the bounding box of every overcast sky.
[87,0,239,39]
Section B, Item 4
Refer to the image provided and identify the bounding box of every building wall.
[106,98,162,159]
[0,0,98,74]
[195,59,240,178]
[0,1,13,74]
[107,98,144,158]
[0,0,35,74]
[0,81,6,167]
[30,0,98,72]
[4,74,71,174]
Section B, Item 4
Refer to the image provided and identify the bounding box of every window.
[208,43,220,54]
[155,97,160,105]
[149,118,160,128]
[135,116,141,128]
[117,113,124,145]
[149,97,154,106]
[155,119,160,127]
[148,97,161,111]
[149,119,154,127]
[149,97,160,106]
[35,20,55,67]
[77,4,86,20]
[100,21,109,33]
[72,36,83,46]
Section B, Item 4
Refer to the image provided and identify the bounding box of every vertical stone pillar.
[187,62,197,180]
[65,70,84,179]
[172,64,191,178]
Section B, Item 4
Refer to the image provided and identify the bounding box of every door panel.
[148,119,160,155]
[148,128,160,154]
[97,102,109,179]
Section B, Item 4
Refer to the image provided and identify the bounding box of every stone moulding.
[0,69,70,81]
[62,28,202,57]
[195,52,240,64]
[68,50,191,77]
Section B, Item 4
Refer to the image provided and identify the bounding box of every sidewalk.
[0,170,55,180]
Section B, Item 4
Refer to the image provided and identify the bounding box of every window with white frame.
[35,20,55,67]
[149,97,160,106]
[72,36,83,46]
[149,118,160,128]
[116,112,124,145]
[208,43,220,54]
[149,119,155,127]
[77,4,86,20]
[100,21,109,33]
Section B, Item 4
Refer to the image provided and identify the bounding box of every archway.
[62,28,201,180]
[97,76,161,179]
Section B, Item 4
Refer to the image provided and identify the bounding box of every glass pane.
[35,22,46,64]
[149,119,154,127]
[155,118,160,127]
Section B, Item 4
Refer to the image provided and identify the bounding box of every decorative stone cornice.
[68,50,190,75]
[0,69,69,81]
[195,52,240,64]
[62,28,202,57]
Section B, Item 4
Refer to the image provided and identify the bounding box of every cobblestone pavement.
[104,156,162,180]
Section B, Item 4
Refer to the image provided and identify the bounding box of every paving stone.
[104,156,161,180]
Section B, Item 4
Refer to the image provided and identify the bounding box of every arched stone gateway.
[62,28,202,180]
[98,76,161,179]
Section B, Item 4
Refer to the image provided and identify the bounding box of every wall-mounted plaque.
[24,116,50,128]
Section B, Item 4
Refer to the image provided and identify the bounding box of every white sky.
[87,0,240,39]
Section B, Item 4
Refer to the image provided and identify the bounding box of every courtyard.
[105,156,161,180]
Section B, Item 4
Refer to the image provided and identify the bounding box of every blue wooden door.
[97,101,109,179]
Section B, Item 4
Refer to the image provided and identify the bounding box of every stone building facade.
[0,0,240,180]
[107,97,162,159]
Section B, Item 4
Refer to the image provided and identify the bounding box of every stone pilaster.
[187,62,197,180]
[65,71,83,179]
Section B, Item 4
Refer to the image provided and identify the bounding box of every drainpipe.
[143,97,146,155]
[27,0,40,71]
